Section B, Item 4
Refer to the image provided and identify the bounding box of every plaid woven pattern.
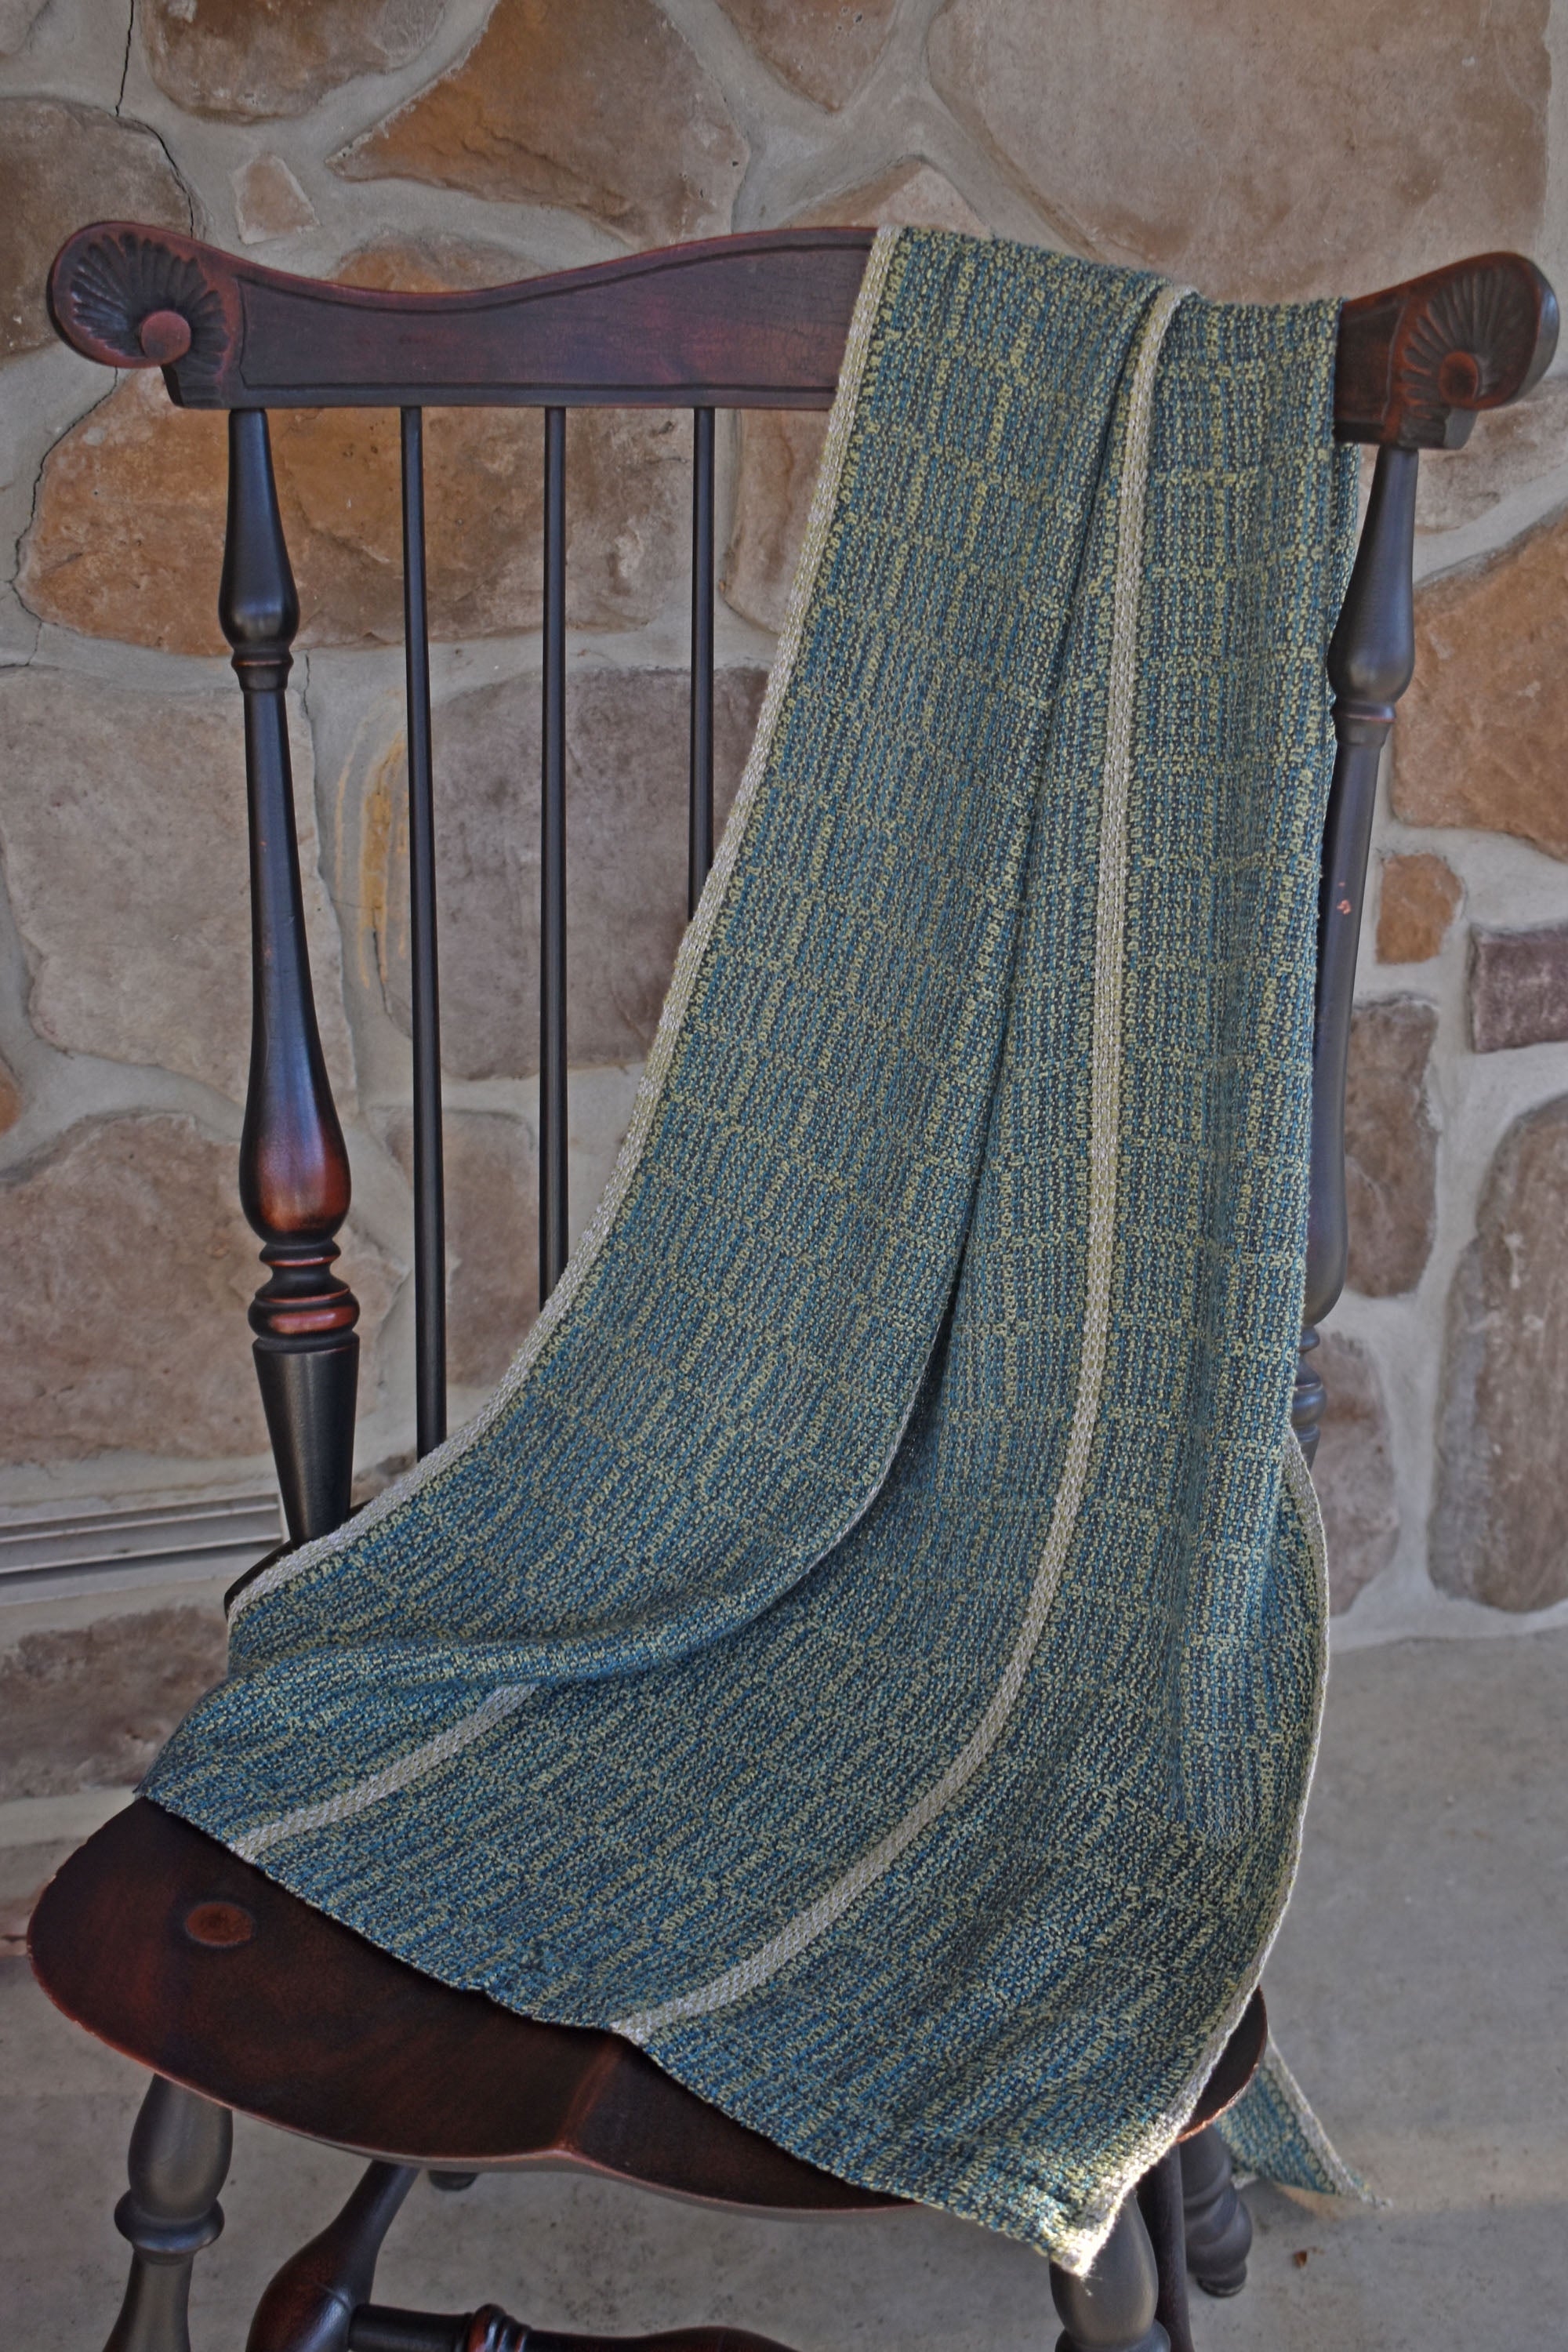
[148,230,1359,2269]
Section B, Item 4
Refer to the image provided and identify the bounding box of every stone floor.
[3,1628,1565,2352]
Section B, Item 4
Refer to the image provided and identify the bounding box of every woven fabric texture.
[147,229,1359,2270]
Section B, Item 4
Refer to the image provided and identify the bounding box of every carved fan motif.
[49,224,235,397]
[1396,258,1544,441]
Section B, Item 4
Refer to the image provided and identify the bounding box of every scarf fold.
[147,227,1363,2269]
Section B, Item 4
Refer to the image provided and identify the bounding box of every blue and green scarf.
[149,229,1367,2268]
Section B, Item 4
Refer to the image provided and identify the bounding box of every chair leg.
[1049,2189,1170,2352]
[247,2160,417,2352]
[1179,2126,1252,2297]
[1134,2150,1195,2352]
[104,2076,233,2352]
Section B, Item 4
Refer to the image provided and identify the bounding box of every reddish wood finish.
[49,222,1558,445]
[30,1800,1261,2203]
[49,224,876,411]
[1334,250,1557,448]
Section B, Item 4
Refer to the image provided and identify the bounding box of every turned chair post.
[102,2078,232,2352]
[1291,443,1419,1462]
[1049,2190,1168,2352]
[223,406,361,1541]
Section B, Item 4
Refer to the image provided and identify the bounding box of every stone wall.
[2,0,1566,1650]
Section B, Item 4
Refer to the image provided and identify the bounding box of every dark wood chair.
[28,224,1556,2352]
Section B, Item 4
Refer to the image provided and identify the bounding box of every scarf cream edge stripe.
[610,278,1192,2051]
[230,1682,536,1862]
[1041,1434,1334,2273]
[230,223,905,1628]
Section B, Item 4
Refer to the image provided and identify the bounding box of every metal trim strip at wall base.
[0,1493,282,1606]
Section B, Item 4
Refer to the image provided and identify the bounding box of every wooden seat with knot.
[28,223,1558,2352]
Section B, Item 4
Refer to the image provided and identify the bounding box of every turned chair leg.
[1049,2187,1170,2352]
[247,2161,418,2352]
[104,2076,233,2352]
[1180,2126,1252,2297]
[1134,2149,1195,2352]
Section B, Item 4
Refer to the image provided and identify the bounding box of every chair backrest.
[46,225,1558,1548]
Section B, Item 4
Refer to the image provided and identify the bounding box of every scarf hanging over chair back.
[148,228,1365,2270]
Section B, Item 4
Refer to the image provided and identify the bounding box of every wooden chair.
[28,223,1556,2352]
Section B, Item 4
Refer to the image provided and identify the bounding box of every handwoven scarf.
[150,229,1365,2269]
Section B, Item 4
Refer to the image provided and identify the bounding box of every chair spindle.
[689,405,717,917]
[401,407,448,1455]
[223,408,360,1547]
[1294,443,1419,1463]
[539,405,570,1305]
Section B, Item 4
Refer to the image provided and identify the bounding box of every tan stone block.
[1416,378,1568,536]
[1344,998,1438,1298]
[17,377,228,656]
[0,1054,20,1135]
[0,1113,397,1465]
[332,0,747,248]
[383,1107,538,1388]
[795,157,990,235]
[0,666,351,1106]
[927,0,1548,302]
[0,97,190,361]
[721,410,826,634]
[336,232,533,293]
[1312,1332,1398,1614]
[20,371,688,653]
[1432,1095,1568,1610]
[1374,852,1462,966]
[1394,511,1568,862]
[371,665,766,1079]
[143,0,446,122]
[0,1605,227,1800]
[714,0,897,111]
[231,151,318,244]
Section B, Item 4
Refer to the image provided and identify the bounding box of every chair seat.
[28,1798,1264,2212]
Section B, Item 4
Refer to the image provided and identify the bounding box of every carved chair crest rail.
[29,223,1558,2352]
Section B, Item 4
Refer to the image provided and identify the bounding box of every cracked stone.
[1344,998,1438,1298]
[1375,851,1462,966]
[21,360,688,653]
[1394,507,1568,862]
[713,0,898,111]
[927,0,1548,301]
[0,1605,229,1802]
[383,1107,537,1389]
[369,665,767,1079]
[231,151,318,242]
[1432,1094,1568,1610]
[1468,924,1568,1053]
[1311,1332,1399,1614]
[0,666,352,1106]
[0,1114,397,1465]
[332,0,747,248]
[142,0,447,122]
[0,97,191,361]
[0,1054,19,1135]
